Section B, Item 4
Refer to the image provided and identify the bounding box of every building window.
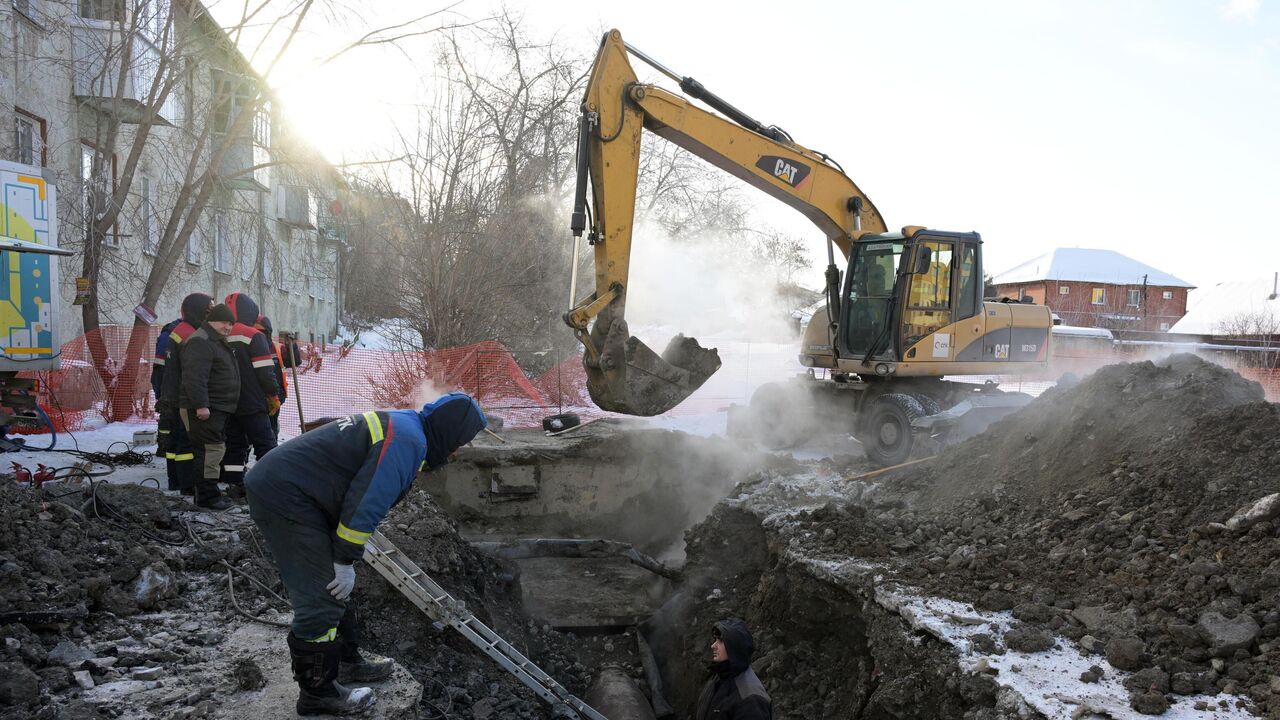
[14,110,46,167]
[140,177,159,255]
[212,71,258,136]
[81,143,118,247]
[1162,290,1173,300]
[1091,288,1105,305]
[214,211,230,273]
[79,0,124,22]
[1127,289,1141,307]
[186,219,201,264]
[1159,322,1171,331]
[1058,286,1070,295]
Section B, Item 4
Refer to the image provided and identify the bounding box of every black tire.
[542,413,581,432]
[861,393,924,467]
[914,394,942,417]
[747,382,807,450]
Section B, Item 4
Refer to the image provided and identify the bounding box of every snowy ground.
[5,420,170,488]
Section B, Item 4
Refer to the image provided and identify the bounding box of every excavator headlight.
[875,363,891,376]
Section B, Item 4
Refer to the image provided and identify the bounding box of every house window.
[212,71,258,136]
[79,0,124,22]
[81,143,118,247]
[1159,322,1171,331]
[140,177,159,255]
[1162,290,1173,300]
[1127,289,1141,307]
[14,110,46,167]
[186,219,201,264]
[1091,288,1105,305]
[1058,286,1070,295]
[214,211,230,273]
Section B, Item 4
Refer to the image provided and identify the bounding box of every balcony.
[215,136,271,192]
[71,21,177,125]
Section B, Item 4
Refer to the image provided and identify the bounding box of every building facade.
[992,248,1194,332]
[1,0,342,346]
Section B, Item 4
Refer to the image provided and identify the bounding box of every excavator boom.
[568,29,886,415]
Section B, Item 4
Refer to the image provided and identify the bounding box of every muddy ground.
[0,476,642,720]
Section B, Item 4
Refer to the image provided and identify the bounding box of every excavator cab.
[841,237,906,359]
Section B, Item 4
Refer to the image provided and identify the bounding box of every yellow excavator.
[566,30,1052,465]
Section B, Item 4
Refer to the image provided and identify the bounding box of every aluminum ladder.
[363,531,608,720]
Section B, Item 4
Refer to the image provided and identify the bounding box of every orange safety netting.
[8,326,1280,436]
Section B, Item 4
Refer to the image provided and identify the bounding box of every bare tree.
[51,0,464,419]
[1216,308,1280,347]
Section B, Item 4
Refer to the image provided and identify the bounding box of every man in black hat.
[246,392,487,715]
[695,619,772,720]
[151,293,212,495]
[178,303,239,511]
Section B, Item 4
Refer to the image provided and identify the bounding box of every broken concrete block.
[134,562,178,610]
[48,639,94,667]
[131,666,163,681]
[1197,611,1261,657]
[86,657,119,672]
[73,670,95,689]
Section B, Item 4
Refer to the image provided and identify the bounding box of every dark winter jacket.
[178,323,240,413]
[695,620,772,720]
[255,315,286,402]
[245,393,487,564]
[154,294,213,414]
[150,318,181,403]
[223,293,280,415]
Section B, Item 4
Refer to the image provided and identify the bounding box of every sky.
[218,0,1280,293]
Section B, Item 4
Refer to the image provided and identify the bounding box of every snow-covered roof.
[992,248,1194,288]
[1169,274,1280,334]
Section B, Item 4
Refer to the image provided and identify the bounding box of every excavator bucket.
[583,310,720,416]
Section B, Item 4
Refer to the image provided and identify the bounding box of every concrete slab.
[213,622,422,720]
[517,557,671,629]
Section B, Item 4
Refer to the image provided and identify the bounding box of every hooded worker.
[220,292,281,492]
[245,393,487,716]
[695,619,772,720]
[151,293,213,494]
[254,315,287,441]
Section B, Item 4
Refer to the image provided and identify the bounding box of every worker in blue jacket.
[245,393,486,716]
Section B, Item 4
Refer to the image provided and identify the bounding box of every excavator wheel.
[861,393,925,467]
[913,394,942,417]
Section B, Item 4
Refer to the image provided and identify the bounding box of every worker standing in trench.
[696,619,773,720]
[245,392,487,716]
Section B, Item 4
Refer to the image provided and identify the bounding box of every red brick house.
[991,248,1194,332]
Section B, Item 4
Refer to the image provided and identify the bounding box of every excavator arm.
[567,29,887,415]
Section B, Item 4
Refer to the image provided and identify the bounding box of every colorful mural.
[0,160,58,369]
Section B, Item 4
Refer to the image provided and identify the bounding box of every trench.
[414,422,1030,720]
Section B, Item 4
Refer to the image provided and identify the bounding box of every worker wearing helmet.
[245,393,487,716]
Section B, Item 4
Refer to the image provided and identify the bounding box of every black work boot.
[337,604,394,684]
[287,632,376,716]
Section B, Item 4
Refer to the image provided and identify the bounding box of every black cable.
[86,476,188,547]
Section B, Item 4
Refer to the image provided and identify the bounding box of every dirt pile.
[0,478,623,720]
[655,355,1280,718]
[798,355,1280,715]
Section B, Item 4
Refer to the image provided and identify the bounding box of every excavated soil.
[656,354,1280,718]
[0,476,642,720]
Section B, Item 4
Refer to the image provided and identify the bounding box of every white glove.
[327,562,356,600]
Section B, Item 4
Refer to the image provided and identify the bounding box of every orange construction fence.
[11,326,1280,436]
